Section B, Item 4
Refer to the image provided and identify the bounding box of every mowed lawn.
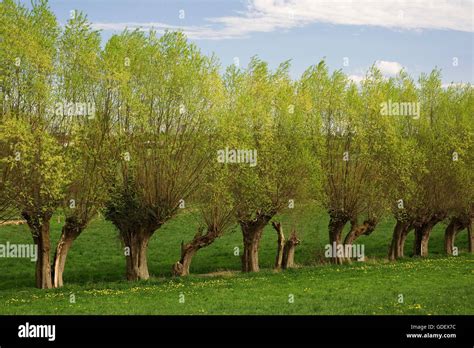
[0,207,472,315]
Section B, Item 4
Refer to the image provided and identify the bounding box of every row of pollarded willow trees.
[0,1,473,289]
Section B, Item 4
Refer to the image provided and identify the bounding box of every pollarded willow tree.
[171,84,237,276]
[386,71,426,260]
[0,3,114,288]
[302,62,395,263]
[172,165,236,277]
[388,70,473,258]
[440,84,474,255]
[0,0,73,289]
[50,11,115,288]
[410,71,453,257]
[223,58,317,272]
[341,66,399,249]
[104,31,221,281]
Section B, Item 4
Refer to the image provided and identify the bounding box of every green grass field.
[0,207,473,315]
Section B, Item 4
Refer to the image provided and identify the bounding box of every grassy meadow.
[0,207,472,315]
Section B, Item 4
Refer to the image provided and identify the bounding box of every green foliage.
[0,0,59,119]
[102,30,222,233]
[0,118,71,217]
[224,57,318,222]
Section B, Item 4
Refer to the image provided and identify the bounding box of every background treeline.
[0,0,472,289]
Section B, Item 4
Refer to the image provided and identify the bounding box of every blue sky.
[25,0,473,84]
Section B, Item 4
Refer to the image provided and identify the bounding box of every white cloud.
[375,60,403,76]
[347,60,404,83]
[90,22,240,40]
[441,82,471,89]
[91,0,473,40]
[348,74,365,84]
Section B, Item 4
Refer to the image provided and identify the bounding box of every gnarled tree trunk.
[282,230,300,269]
[444,217,463,255]
[23,211,53,289]
[240,214,273,273]
[413,214,444,257]
[52,218,84,288]
[272,222,285,270]
[172,245,196,277]
[344,219,376,246]
[122,227,156,281]
[328,214,348,264]
[172,228,220,276]
[398,225,411,258]
[388,220,412,260]
[413,227,428,257]
[468,218,473,253]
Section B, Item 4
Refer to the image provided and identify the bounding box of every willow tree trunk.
[468,218,474,253]
[328,216,348,264]
[23,212,53,289]
[240,215,272,273]
[242,225,264,272]
[172,246,196,277]
[172,229,220,276]
[122,227,155,281]
[272,222,285,270]
[344,220,376,246]
[282,231,300,269]
[388,220,411,260]
[413,222,437,257]
[399,225,411,257]
[444,218,463,255]
[35,222,53,289]
[52,220,84,288]
[22,212,53,289]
